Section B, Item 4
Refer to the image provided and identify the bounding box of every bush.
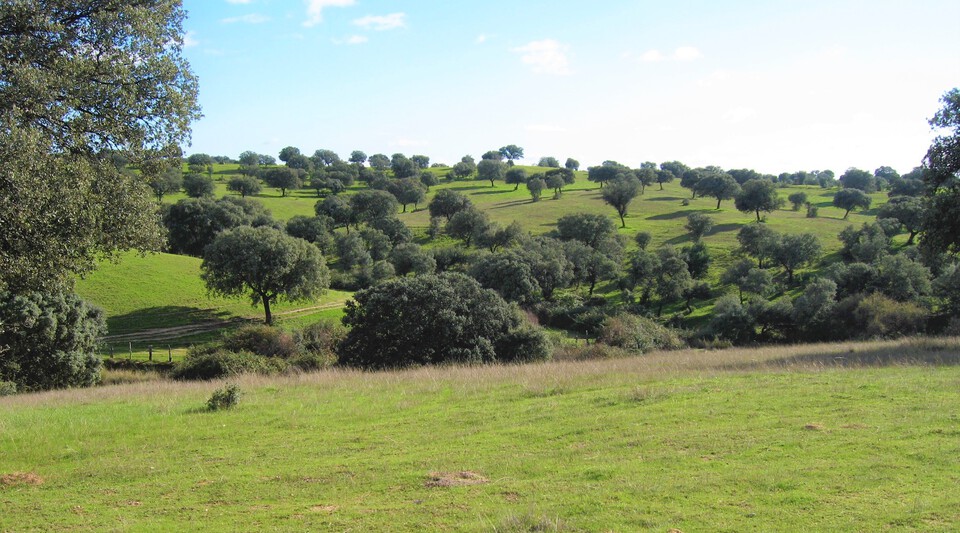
[171,348,284,380]
[0,290,104,391]
[295,320,345,357]
[597,314,685,352]
[207,383,241,411]
[805,203,818,218]
[221,325,300,359]
[0,381,16,396]
[852,293,927,338]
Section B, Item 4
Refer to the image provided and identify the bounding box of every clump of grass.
[491,511,577,532]
[207,383,241,411]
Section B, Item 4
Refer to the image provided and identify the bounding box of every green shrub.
[597,313,686,352]
[805,203,818,218]
[0,380,16,396]
[853,292,927,338]
[207,383,241,411]
[295,320,345,356]
[222,324,300,359]
[172,348,285,380]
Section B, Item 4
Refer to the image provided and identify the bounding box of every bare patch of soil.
[0,472,43,487]
[424,471,489,488]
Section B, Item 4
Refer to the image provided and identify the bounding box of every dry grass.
[424,471,489,487]
[3,336,958,408]
[0,472,43,487]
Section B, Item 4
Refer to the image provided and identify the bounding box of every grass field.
[2,338,958,531]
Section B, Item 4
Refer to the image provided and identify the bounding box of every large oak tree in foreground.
[201,227,330,325]
[0,0,200,292]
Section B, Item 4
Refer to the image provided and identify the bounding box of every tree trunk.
[843,209,851,219]
[756,210,761,222]
[619,212,626,228]
[716,198,722,209]
[907,230,916,245]
[262,294,273,325]
[588,275,597,295]
[659,182,664,190]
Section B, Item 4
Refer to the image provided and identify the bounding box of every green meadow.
[2,338,958,531]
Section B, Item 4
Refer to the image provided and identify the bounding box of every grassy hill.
[2,338,957,531]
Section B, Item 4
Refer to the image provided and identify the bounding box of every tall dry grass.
[2,336,958,408]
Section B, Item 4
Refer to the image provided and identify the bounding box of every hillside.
[2,338,958,531]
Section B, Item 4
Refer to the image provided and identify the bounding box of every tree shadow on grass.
[647,210,710,221]
[489,199,537,209]
[717,340,960,372]
[707,223,744,236]
[472,189,512,195]
[644,196,687,202]
[106,306,231,336]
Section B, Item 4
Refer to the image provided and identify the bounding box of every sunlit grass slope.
[1,338,957,531]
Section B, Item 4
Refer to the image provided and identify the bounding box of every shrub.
[0,290,104,391]
[207,383,241,411]
[853,293,927,338]
[495,326,552,363]
[597,314,685,352]
[0,381,16,396]
[171,349,283,380]
[295,320,345,356]
[806,203,818,218]
[221,325,300,359]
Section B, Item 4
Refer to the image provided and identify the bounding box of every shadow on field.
[707,223,743,236]
[720,341,960,371]
[645,196,686,202]
[473,189,511,195]
[490,199,536,209]
[647,210,707,220]
[106,306,230,335]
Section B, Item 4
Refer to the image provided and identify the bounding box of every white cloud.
[673,46,702,61]
[513,39,572,75]
[183,31,199,48]
[303,0,355,28]
[221,13,269,24]
[475,34,488,44]
[332,35,368,45]
[353,13,406,31]
[639,46,702,63]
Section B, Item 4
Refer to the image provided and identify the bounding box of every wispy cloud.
[637,46,703,62]
[183,31,199,48]
[353,13,406,31]
[475,34,488,44]
[303,0,355,28]
[221,13,269,24]
[332,35,368,45]
[513,39,572,75]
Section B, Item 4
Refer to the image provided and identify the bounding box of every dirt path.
[102,301,347,343]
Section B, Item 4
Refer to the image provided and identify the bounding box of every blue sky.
[181,0,960,175]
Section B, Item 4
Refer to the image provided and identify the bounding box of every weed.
[207,383,241,411]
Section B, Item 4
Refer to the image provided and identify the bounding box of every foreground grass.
[2,338,958,531]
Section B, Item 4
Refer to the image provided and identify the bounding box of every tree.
[874,166,900,188]
[0,290,105,392]
[349,150,367,166]
[477,158,506,187]
[187,152,213,171]
[263,167,303,197]
[311,149,341,168]
[146,165,183,202]
[565,158,580,171]
[788,191,808,211]
[737,224,779,268]
[350,189,399,223]
[587,163,622,188]
[524,237,574,300]
[411,154,430,169]
[447,207,491,247]
[182,173,215,198]
[202,226,329,325]
[721,260,773,303]
[164,196,275,256]
[368,153,390,170]
[390,153,419,179]
[875,254,931,302]
[481,150,503,161]
[563,240,620,295]
[878,196,925,245]
[470,250,541,304]
[773,233,821,284]
[695,173,741,209]
[660,161,690,181]
[278,146,301,163]
[680,169,703,198]
[833,188,872,219]
[0,0,199,293]
[919,88,960,256]
[428,189,472,221]
[238,150,260,167]
[601,175,641,227]
[735,179,783,222]
[526,176,546,201]
[419,171,439,190]
[538,156,560,168]
[653,246,692,316]
[727,168,763,185]
[338,273,548,368]
[315,194,354,231]
[555,213,618,249]
[839,168,877,192]
[685,213,713,241]
[546,168,575,193]
[499,145,524,163]
[388,178,427,212]
[227,175,262,197]
[285,215,334,254]
[505,168,528,190]
[389,243,436,276]
[634,166,656,194]
[682,241,711,279]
